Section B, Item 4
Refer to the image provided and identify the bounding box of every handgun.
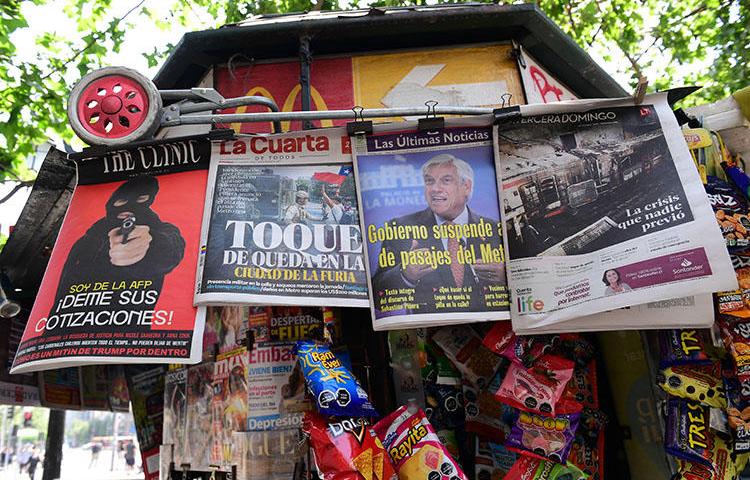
[119,216,136,244]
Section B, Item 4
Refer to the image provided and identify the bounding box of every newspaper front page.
[196,129,368,307]
[353,117,510,330]
[494,93,736,332]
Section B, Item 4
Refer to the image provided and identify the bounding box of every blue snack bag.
[664,398,713,467]
[294,340,378,417]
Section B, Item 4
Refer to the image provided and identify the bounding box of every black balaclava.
[105,175,160,228]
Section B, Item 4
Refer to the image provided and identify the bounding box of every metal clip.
[346,106,373,136]
[500,93,513,108]
[180,463,190,480]
[418,100,444,132]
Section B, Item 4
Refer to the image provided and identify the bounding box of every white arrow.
[381,64,508,111]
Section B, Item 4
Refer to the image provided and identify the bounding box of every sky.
[1,0,211,235]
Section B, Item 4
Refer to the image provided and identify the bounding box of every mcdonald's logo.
[231,85,337,133]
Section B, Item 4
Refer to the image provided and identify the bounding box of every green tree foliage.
[1,0,748,192]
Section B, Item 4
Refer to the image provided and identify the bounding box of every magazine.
[211,347,249,465]
[126,365,165,480]
[163,365,188,467]
[195,128,368,307]
[246,343,308,431]
[185,361,214,470]
[494,93,736,332]
[11,136,210,373]
[352,118,510,330]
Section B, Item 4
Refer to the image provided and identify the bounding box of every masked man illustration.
[371,154,505,314]
[52,175,185,316]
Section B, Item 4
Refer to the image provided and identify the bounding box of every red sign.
[215,58,354,133]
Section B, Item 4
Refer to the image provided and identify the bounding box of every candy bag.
[373,405,468,480]
[475,439,516,480]
[664,399,713,467]
[657,363,727,408]
[304,412,397,480]
[295,341,377,417]
[559,361,598,414]
[658,329,713,368]
[505,411,580,464]
[495,354,574,416]
[503,455,588,480]
[432,326,502,389]
[672,433,748,480]
[556,334,595,369]
[483,323,558,368]
[424,383,465,430]
[463,381,509,442]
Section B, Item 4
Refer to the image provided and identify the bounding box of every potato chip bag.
[295,341,378,417]
[373,405,468,480]
[305,412,397,480]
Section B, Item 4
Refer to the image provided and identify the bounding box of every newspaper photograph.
[494,93,736,331]
[196,128,368,307]
[353,118,510,330]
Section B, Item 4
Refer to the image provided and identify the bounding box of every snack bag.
[664,399,713,467]
[717,315,750,402]
[432,326,502,389]
[658,329,712,368]
[463,381,509,442]
[672,434,748,480]
[373,405,468,480]
[503,455,588,480]
[716,255,750,317]
[305,412,397,480]
[505,411,579,464]
[424,383,465,430]
[295,341,378,417]
[705,175,750,254]
[556,334,595,369]
[495,355,574,417]
[558,361,598,414]
[723,370,750,453]
[657,363,727,408]
[475,439,516,480]
[483,323,557,368]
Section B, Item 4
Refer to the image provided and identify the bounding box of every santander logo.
[219,135,331,155]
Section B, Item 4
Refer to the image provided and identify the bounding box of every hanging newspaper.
[11,137,210,374]
[352,118,510,330]
[195,128,369,307]
[493,93,736,333]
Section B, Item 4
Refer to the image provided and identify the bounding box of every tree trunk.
[42,409,65,480]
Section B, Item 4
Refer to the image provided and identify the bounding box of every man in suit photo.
[371,153,506,313]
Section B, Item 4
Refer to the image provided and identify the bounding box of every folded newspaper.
[493,93,737,333]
